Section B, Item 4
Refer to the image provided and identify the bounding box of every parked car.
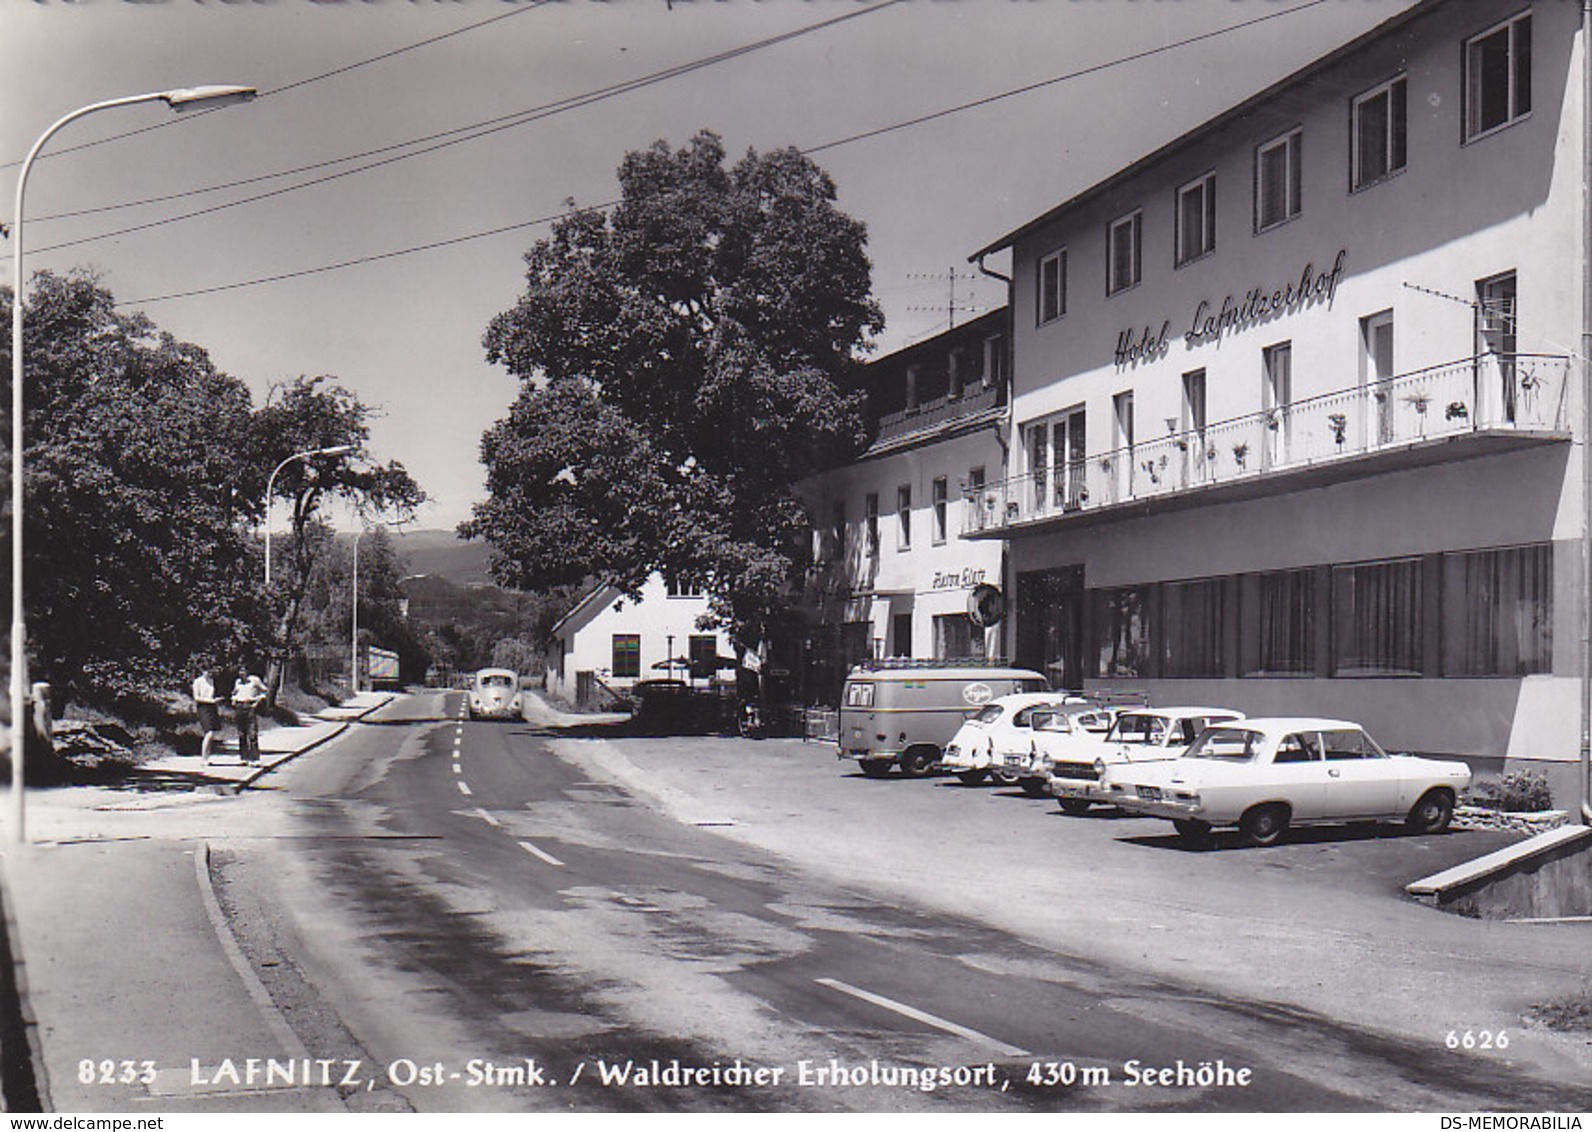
[938,692,1088,786]
[837,661,1048,778]
[1099,717,1473,847]
[976,702,1126,796]
[468,668,523,721]
[1043,706,1244,814]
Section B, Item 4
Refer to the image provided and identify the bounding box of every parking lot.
[545,726,1592,1089]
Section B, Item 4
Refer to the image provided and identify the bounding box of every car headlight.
[1093,757,1107,776]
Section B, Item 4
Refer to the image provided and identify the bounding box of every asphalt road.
[211,690,1590,1114]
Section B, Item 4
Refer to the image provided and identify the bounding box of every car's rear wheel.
[1239,803,1289,847]
[1058,798,1092,816]
[955,770,988,786]
[1019,778,1050,798]
[899,746,938,778]
[859,760,893,779]
[1405,789,1455,834]
[1173,818,1213,848]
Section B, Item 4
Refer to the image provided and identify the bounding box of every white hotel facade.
[962,0,1590,804]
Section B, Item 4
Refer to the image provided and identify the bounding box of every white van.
[838,661,1048,778]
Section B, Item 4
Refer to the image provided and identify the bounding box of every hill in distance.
[389,528,495,587]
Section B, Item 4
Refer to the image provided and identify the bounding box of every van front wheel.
[899,747,939,778]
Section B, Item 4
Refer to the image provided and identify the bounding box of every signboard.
[367,646,400,688]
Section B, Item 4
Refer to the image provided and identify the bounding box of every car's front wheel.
[1239,803,1289,847]
[1405,789,1455,834]
[1019,778,1050,798]
[955,770,988,786]
[1058,798,1092,816]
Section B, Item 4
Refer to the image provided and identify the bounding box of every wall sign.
[1114,249,1348,364]
[929,566,989,591]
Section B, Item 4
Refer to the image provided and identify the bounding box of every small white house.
[544,575,735,708]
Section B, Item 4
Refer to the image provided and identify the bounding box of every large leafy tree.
[0,270,264,706]
[465,131,883,645]
[250,376,425,698]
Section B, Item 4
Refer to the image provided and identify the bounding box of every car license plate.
[1004,755,1025,767]
[1135,785,1163,801]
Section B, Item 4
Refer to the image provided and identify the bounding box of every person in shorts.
[231,669,268,765]
[193,666,222,765]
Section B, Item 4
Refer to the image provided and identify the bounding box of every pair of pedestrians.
[193,667,269,765]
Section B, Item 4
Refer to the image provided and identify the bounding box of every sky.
[2,0,1420,534]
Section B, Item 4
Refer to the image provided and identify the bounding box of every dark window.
[1038,248,1067,324]
[612,634,641,679]
[1352,76,1407,189]
[1175,174,1216,265]
[1255,129,1302,231]
[1108,211,1142,294]
[1241,568,1316,676]
[1465,13,1531,140]
[1442,544,1552,676]
[1095,586,1151,678]
[1331,558,1424,676]
[1161,579,1225,677]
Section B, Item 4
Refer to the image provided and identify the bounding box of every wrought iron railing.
[875,384,1000,443]
[963,353,1570,534]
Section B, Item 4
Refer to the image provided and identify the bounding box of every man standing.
[231,668,268,765]
[193,667,222,765]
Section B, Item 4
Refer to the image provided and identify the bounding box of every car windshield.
[479,674,514,689]
[1184,727,1261,762]
[1107,714,1168,745]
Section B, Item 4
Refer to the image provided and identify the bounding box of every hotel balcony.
[871,384,1002,449]
[963,353,1572,537]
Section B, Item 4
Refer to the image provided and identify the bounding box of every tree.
[250,376,425,700]
[300,526,431,689]
[0,270,265,708]
[465,131,883,647]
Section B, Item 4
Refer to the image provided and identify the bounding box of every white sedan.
[1043,707,1244,815]
[1100,717,1473,847]
[468,668,524,721]
[938,692,1085,786]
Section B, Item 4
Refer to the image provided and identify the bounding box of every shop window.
[1161,579,1225,677]
[611,634,641,679]
[1095,585,1152,679]
[1038,248,1067,324]
[1175,173,1216,266]
[934,613,981,661]
[1107,210,1142,294]
[1331,558,1424,676]
[1464,12,1531,141]
[1254,128,1302,232]
[1351,75,1407,190]
[1441,544,1552,676]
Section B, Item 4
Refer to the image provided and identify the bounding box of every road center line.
[457,781,472,796]
[517,839,565,867]
[813,978,1030,1057]
[471,807,501,828]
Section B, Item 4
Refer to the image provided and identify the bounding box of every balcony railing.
[875,384,1000,444]
[963,353,1570,535]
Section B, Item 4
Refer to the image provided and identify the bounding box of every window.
[1107,210,1142,294]
[666,577,703,598]
[1182,370,1207,436]
[611,634,641,679]
[948,349,965,401]
[1240,568,1316,676]
[864,493,879,557]
[1478,271,1519,422]
[688,634,718,678]
[1351,76,1407,189]
[931,477,948,545]
[1175,174,1216,266]
[966,465,987,530]
[830,500,846,562]
[1331,558,1424,676]
[1038,248,1067,324]
[1095,586,1151,678]
[984,335,1005,388]
[1254,129,1302,231]
[1465,12,1531,141]
[896,485,912,551]
[905,364,921,411]
[1442,544,1551,676]
[933,613,980,660]
[891,610,913,657]
[1161,579,1225,677]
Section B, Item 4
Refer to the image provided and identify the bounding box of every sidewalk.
[0,692,394,1112]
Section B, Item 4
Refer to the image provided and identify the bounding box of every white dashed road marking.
[813,978,1030,1057]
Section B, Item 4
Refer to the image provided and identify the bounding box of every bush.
[1467,769,1554,813]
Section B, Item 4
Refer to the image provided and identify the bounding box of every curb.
[0,861,47,1113]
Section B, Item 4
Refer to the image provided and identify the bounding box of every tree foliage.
[465,131,882,644]
[0,271,266,704]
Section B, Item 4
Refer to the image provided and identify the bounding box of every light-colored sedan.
[938,692,1084,786]
[1001,704,1125,796]
[468,668,523,721]
[1044,707,1244,815]
[1100,717,1473,847]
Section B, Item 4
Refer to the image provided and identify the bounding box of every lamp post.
[9,85,256,843]
[263,445,355,586]
[351,527,363,695]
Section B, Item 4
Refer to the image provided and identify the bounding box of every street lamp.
[9,85,257,843]
[263,445,355,586]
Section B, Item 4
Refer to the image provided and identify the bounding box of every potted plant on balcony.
[1232,441,1249,468]
[1327,413,1348,448]
[1444,401,1469,422]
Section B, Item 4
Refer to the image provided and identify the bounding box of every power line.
[0,0,556,174]
[10,0,905,260]
[121,0,1333,307]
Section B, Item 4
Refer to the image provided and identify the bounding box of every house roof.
[967,0,1441,262]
